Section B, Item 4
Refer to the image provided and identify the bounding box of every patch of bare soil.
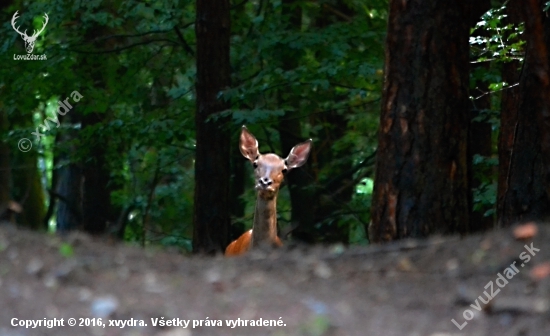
[0,223,549,336]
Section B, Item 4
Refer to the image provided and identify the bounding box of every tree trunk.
[500,0,550,225]
[312,110,354,244]
[56,163,82,232]
[278,119,316,242]
[11,151,46,230]
[9,106,46,230]
[0,104,10,209]
[276,0,317,243]
[78,19,120,235]
[0,102,12,221]
[229,147,246,242]
[193,0,231,254]
[228,0,247,242]
[49,103,83,232]
[309,0,358,244]
[0,0,14,223]
[80,113,113,234]
[497,0,522,226]
[369,0,472,242]
[469,0,494,232]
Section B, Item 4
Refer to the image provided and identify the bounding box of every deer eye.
[253,161,258,168]
[282,168,287,174]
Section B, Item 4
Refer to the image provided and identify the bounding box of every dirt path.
[0,224,549,336]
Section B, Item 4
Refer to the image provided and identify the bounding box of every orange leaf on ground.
[513,222,538,240]
[530,262,550,281]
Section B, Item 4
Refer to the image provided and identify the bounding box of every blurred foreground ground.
[0,223,549,336]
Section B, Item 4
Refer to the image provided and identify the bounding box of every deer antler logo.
[11,11,49,54]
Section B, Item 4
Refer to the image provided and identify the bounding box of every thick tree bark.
[193,0,231,253]
[500,0,550,225]
[369,0,472,242]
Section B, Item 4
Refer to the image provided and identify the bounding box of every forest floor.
[0,223,549,336]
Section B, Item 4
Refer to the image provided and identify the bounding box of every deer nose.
[259,177,272,186]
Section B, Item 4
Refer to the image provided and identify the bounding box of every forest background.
[1,0,549,254]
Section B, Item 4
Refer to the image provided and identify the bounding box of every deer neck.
[251,191,278,247]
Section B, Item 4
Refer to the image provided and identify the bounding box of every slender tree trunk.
[497,1,522,226]
[193,0,231,253]
[500,0,550,225]
[0,0,14,222]
[276,0,317,243]
[56,164,82,232]
[309,0,357,244]
[55,110,82,233]
[0,103,11,218]
[10,108,46,230]
[11,152,45,229]
[0,104,10,201]
[81,117,113,234]
[369,0,472,242]
[78,19,119,235]
[469,0,493,232]
[229,148,246,241]
[312,110,354,244]
[227,0,246,242]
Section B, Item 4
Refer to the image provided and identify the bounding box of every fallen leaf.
[530,262,550,281]
[513,222,538,240]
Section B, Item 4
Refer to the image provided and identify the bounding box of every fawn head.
[240,126,312,197]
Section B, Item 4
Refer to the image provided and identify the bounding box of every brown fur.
[225,229,282,256]
[225,126,311,256]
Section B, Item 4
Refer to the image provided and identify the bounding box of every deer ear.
[285,139,312,169]
[240,126,260,161]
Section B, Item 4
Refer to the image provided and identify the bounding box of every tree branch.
[70,39,179,54]
[174,26,195,56]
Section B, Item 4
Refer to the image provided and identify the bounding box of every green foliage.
[472,154,498,217]
[473,182,497,217]
[228,0,384,245]
[468,2,529,221]
[469,2,525,104]
[4,0,529,246]
[0,0,386,246]
[470,4,525,64]
[1,0,198,248]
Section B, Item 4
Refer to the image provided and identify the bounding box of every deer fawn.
[225,126,312,256]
